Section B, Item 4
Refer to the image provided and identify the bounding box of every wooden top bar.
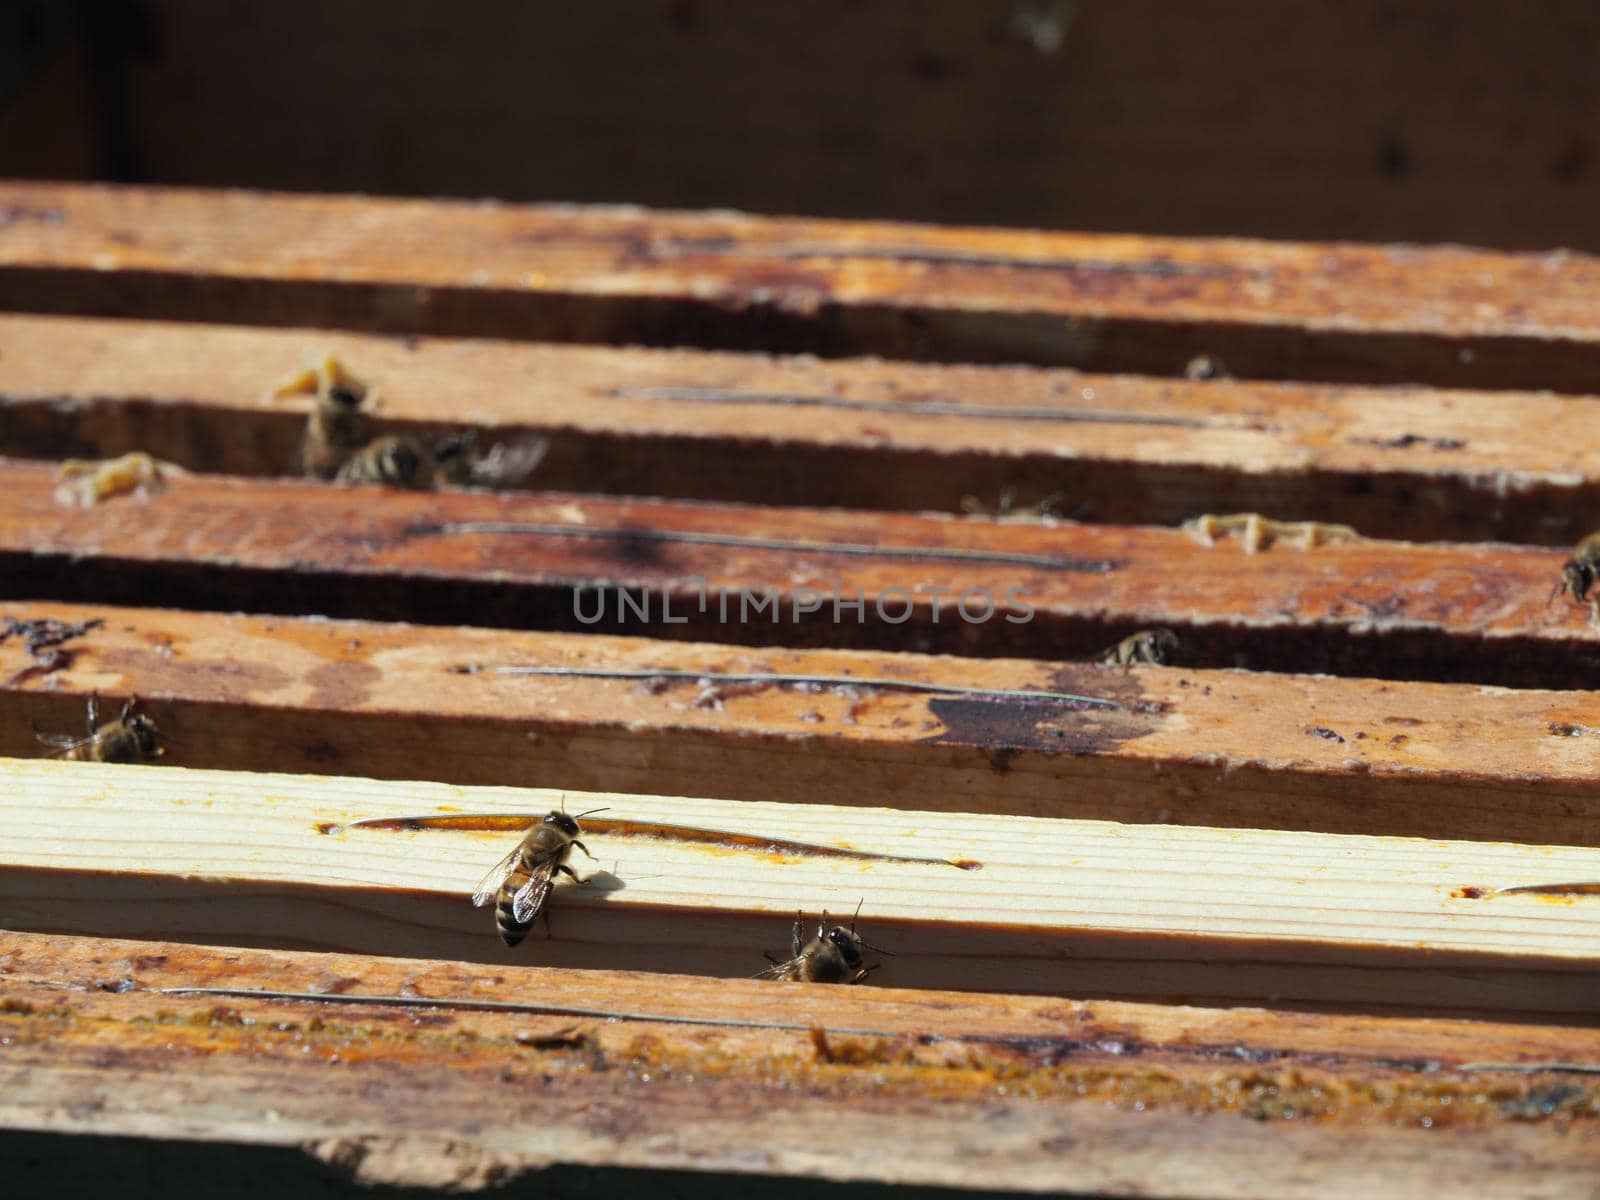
[4,314,1600,543]
[7,758,1600,1019]
[5,601,1600,847]
[4,182,1600,387]
[0,458,1588,688]
[8,932,1600,1197]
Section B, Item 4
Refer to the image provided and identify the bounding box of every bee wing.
[509,860,558,925]
[470,846,523,907]
[35,731,91,757]
[472,436,550,487]
[753,956,804,982]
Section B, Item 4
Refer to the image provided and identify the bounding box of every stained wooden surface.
[6,177,1600,1194]
[6,931,1600,1196]
[6,757,1600,1018]
[6,181,1600,388]
[5,314,1600,543]
[0,457,1588,687]
[6,601,1600,847]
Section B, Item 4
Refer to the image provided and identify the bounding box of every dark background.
[4,1,1600,248]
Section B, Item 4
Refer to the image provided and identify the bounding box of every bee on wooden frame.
[1101,628,1179,667]
[335,435,429,489]
[1554,532,1600,627]
[959,486,1064,522]
[471,807,606,946]
[430,432,481,488]
[36,695,162,764]
[279,354,373,480]
[300,383,368,479]
[756,902,890,984]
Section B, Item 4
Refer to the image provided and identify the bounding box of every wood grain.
[5,757,1600,1018]
[8,931,1600,1195]
[4,314,1599,543]
[0,457,1588,688]
[6,601,1600,847]
[5,181,1600,388]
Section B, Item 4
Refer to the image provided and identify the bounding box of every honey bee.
[471,808,605,946]
[300,384,368,479]
[335,435,428,488]
[756,903,888,984]
[278,354,373,479]
[1553,532,1600,627]
[1184,354,1230,380]
[53,453,186,507]
[430,432,481,488]
[35,696,162,763]
[959,487,1064,522]
[1102,627,1179,667]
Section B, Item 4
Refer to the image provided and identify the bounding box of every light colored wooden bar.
[7,932,1600,1196]
[2,314,1597,542]
[5,601,1600,846]
[5,758,1600,1018]
[0,457,1584,688]
[3,181,1600,388]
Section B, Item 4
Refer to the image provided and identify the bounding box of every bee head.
[126,713,161,755]
[434,432,476,463]
[544,811,581,837]
[1562,560,1597,603]
[1144,628,1179,663]
[826,926,865,967]
[327,384,364,409]
[379,438,423,485]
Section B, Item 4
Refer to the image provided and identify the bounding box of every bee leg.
[1589,598,1600,630]
[557,863,589,885]
[791,913,805,959]
[571,838,597,862]
[85,694,99,735]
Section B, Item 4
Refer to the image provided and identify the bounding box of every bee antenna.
[859,940,896,957]
[851,897,864,931]
[573,806,609,820]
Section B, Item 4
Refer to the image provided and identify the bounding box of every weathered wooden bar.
[3,182,1600,389]
[2,314,1598,543]
[6,932,1600,1197]
[4,601,1600,846]
[0,458,1587,687]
